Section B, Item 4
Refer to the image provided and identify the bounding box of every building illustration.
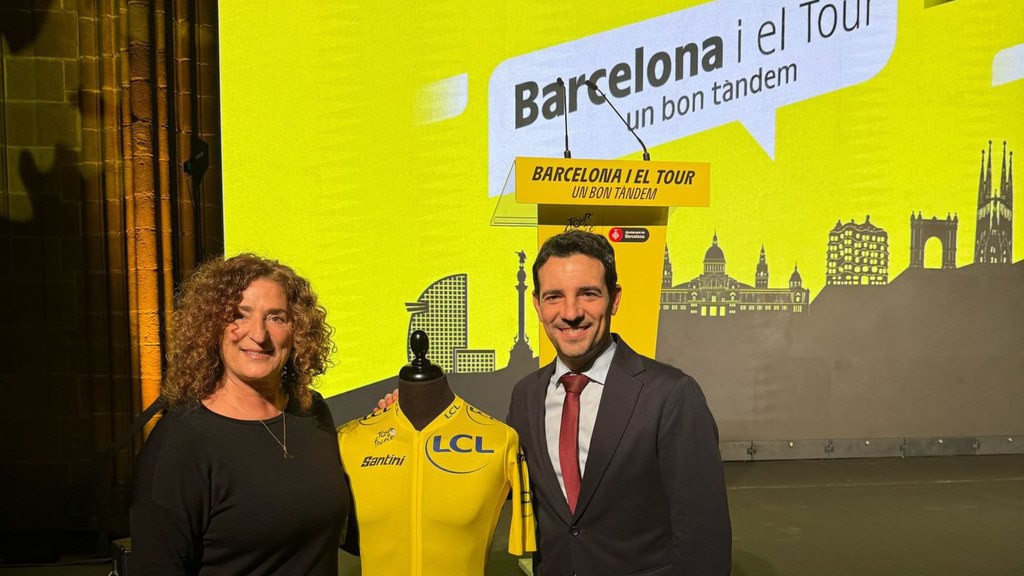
[974,140,1014,264]
[405,273,495,373]
[910,212,958,269]
[661,234,810,316]
[826,216,889,286]
[508,250,535,367]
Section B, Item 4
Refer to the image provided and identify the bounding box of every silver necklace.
[213,389,293,458]
[258,412,293,459]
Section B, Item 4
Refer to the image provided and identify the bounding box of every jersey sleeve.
[506,428,537,555]
[336,418,361,554]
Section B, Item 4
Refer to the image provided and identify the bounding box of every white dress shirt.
[544,339,618,500]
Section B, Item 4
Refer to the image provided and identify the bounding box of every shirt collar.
[554,336,618,387]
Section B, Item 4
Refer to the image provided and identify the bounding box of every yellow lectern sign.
[515,156,711,364]
[515,156,710,207]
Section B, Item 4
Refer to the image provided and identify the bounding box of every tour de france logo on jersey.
[374,427,397,446]
[425,433,495,474]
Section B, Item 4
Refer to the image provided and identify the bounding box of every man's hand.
[377,389,399,410]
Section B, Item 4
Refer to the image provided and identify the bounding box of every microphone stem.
[559,77,571,158]
[593,85,650,161]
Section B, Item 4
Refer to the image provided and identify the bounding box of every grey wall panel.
[656,264,1024,450]
[975,436,1024,455]
[828,438,906,459]
[749,439,831,461]
[903,436,976,457]
[719,441,754,462]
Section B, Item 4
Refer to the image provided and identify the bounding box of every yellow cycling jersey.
[337,395,535,576]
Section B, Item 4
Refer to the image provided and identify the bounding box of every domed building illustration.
[661,234,810,317]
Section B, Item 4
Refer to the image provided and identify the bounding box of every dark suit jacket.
[507,337,731,576]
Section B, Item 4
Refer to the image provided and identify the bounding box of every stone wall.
[0,0,221,561]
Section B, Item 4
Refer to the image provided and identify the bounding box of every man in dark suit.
[507,229,731,576]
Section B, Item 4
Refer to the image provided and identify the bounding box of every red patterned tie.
[558,372,590,514]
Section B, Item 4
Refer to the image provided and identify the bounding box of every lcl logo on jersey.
[432,434,494,454]
[443,402,462,420]
[425,434,494,474]
[466,405,497,426]
[359,404,392,425]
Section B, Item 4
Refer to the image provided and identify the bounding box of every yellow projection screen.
[219,1,1024,444]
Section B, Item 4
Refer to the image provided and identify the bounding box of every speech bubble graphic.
[487,0,897,196]
[992,44,1024,87]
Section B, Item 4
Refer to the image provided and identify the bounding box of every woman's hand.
[376,389,399,410]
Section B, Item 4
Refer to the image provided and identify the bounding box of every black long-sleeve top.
[130,391,349,576]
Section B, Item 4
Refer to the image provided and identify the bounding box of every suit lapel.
[573,339,646,519]
[525,362,575,524]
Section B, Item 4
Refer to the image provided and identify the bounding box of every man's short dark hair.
[532,229,617,294]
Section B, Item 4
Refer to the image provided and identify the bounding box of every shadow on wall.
[1,2,128,560]
[0,0,55,53]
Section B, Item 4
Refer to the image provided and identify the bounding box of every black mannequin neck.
[398,374,455,430]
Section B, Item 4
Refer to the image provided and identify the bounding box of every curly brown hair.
[163,253,334,411]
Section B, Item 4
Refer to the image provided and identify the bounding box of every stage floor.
[5,455,1022,575]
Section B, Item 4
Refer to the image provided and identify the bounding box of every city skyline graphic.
[402,141,1015,360]
[386,140,1016,362]
[328,141,1022,459]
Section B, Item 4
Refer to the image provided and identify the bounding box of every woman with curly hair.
[130,254,350,576]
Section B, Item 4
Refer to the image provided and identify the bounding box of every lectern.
[512,156,710,365]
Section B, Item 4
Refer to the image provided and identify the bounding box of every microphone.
[558,77,571,158]
[584,80,650,161]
